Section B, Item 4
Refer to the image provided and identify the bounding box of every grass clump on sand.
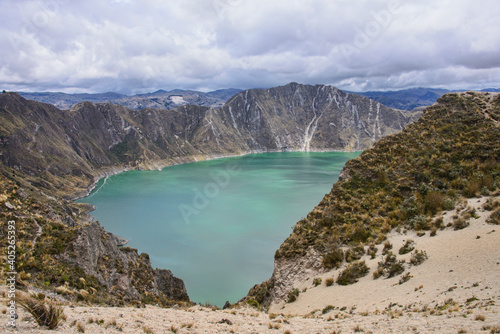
[373,252,405,279]
[18,293,64,329]
[336,261,369,285]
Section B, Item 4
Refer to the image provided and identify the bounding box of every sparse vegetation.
[247,299,260,309]
[453,217,469,230]
[373,252,405,279]
[483,198,500,211]
[287,289,300,303]
[322,248,344,269]
[487,208,500,225]
[409,250,428,266]
[322,305,335,314]
[336,260,369,285]
[345,244,365,263]
[18,293,64,329]
[398,240,415,255]
[275,92,500,273]
[325,278,335,287]
[382,241,393,255]
[398,272,412,285]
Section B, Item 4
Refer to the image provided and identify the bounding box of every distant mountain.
[17,91,127,109]
[18,88,242,110]
[355,87,500,110]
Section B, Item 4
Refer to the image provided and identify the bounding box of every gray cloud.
[0,0,499,94]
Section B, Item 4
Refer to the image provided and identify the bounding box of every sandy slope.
[270,196,500,316]
[2,197,499,334]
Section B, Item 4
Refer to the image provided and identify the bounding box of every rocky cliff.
[0,83,418,306]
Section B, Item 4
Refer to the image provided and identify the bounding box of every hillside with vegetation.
[247,91,500,307]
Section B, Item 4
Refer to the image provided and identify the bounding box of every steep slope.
[216,83,409,152]
[246,91,500,307]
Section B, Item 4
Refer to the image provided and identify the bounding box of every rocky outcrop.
[59,221,188,302]
[155,269,189,302]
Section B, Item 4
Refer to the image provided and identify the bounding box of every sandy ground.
[2,197,499,333]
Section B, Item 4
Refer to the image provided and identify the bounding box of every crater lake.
[78,151,360,306]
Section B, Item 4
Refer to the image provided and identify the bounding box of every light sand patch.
[270,196,500,317]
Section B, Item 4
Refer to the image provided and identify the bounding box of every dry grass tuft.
[18,293,64,329]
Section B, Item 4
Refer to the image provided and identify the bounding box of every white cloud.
[0,0,499,93]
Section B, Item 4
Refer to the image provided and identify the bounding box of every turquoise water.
[78,151,360,306]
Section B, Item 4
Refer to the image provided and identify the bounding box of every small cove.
[78,151,360,306]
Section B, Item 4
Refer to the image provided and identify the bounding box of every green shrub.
[287,289,300,303]
[322,305,335,314]
[325,278,334,287]
[398,240,415,255]
[313,278,322,287]
[382,241,392,255]
[409,215,430,230]
[345,245,365,263]
[322,248,344,269]
[398,272,412,285]
[442,198,456,211]
[336,261,369,285]
[387,261,405,278]
[453,217,469,230]
[247,299,260,308]
[486,208,500,225]
[465,180,482,197]
[482,198,500,211]
[424,191,444,214]
[410,250,428,266]
[374,252,406,279]
[367,244,378,259]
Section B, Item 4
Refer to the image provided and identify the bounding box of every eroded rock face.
[155,269,189,302]
[60,221,187,302]
[269,248,325,302]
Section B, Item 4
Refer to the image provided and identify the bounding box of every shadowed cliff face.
[0,83,418,306]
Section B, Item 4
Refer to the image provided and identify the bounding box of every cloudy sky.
[1,0,499,94]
